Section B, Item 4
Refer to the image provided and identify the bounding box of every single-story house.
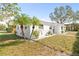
[16,21,66,39]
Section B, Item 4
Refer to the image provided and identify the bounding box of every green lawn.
[0,33,20,42]
[0,32,78,56]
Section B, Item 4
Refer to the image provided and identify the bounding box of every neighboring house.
[65,23,79,31]
[16,21,65,39]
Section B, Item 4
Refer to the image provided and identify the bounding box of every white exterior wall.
[23,25,40,39]
[16,21,65,39]
[23,25,31,39]
[54,24,62,34]
[54,24,65,34]
[29,25,51,38]
[16,25,22,36]
[39,25,50,38]
[16,25,31,39]
[16,25,23,37]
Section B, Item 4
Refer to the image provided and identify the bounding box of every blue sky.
[18,3,79,21]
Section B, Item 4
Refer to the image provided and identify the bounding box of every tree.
[0,3,21,28]
[66,6,76,23]
[0,24,6,31]
[49,5,79,31]
[7,20,17,33]
[49,6,66,24]
[30,16,41,39]
[76,11,79,20]
[66,6,79,31]
[49,6,74,50]
[49,6,74,24]
[0,3,21,20]
[14,14,31,37]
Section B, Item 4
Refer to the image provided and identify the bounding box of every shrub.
[72,31,79,55]
[6,26,13,33]
[32,30,39,38]
[0,24,6,31]
[46,31,52,35]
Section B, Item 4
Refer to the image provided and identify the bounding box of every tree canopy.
[31,16,41,26]
[49,6,79,24]
[0,3,21,20]
[14,14,31,26]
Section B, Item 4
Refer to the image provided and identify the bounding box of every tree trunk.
[20,25,24,38]
[30,25,35,39]
[12,25,16,33]
[12,27,16,33]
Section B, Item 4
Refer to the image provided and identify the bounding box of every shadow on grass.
[0,40,25,48]
[72,31,79,56]
[0,34,19,39]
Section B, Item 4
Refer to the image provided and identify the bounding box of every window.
[53,28,55,33]
[25,26,27,29]
[49,26,52,29]
[61,26,64,33]
[39,24,43,29]
[53,26,55,33]
[61,26,63,30]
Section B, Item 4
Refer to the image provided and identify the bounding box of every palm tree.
[30,16,41,39]
[14,14,31,37]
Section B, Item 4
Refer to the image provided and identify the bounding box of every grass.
[0,40,55,56]
[0,33,21,42]
[0,32,78,56]
[0,32,55,56]
[39,35,76,54]
[0,40,25,48]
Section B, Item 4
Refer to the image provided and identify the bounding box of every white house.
[16,21,65,39]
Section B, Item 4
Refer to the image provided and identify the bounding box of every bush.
[72,31,79,55]
[32,30,39,38]
[46,31,52,36]
[6,26,13,33]
[0,24,6,31]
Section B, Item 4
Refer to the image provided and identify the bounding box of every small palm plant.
[30,16,41,39]
[32,30,39,39]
